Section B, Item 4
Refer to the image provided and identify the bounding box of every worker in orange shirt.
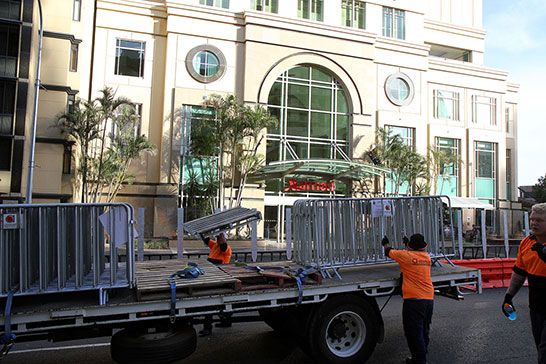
[382,234,434,364]
[200,232,232,336]
[203,232,232,265]
[503,203,546,363]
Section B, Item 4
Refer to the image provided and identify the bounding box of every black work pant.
[530,309,546,364]
[403,298,434,364]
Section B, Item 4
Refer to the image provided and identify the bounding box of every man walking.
[504,202,546,363]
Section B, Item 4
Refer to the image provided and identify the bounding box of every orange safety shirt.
[513,235,546,314]
[207,239,232,265]
[388,249,434,300]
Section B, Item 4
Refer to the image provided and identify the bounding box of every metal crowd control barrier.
[183,206,262,239]
[292,196,455,277]
[0,203,136,299]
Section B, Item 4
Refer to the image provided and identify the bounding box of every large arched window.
[265,65,351,194]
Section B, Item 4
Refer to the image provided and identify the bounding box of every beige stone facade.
[3,0,519,239]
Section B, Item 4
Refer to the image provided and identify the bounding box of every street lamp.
[25,0,43,203]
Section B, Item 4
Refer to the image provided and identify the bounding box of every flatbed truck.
[1,257,480,364]
[0,196,481,363]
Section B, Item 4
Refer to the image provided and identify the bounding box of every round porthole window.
[385,72,414,106]
[186,45,226,83]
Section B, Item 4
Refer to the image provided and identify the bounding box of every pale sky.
[483,0,546,187]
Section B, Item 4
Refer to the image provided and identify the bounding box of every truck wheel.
[111,325,196,364]
[307,295,380,364]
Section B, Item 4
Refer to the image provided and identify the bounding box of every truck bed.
[1,259,480,337]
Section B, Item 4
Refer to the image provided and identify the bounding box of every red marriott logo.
[284,179,336,192]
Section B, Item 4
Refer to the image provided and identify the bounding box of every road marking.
[9,342,110,354]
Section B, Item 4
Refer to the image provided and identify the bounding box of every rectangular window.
[72,0,81,21]
[62,145,72,174]
[70,43,78,72]
[298,0,323,21]
[387,125,414,148]
[435,137,460,196]
[67,94,75,114]
[0,136,11,170]
[115,39,145,78]
[505,103,516,134]
[341,0,365,29]
[0,0,21,21]
[472,95,497,125]
[0,80,15,134]
[383,7,405,40]
[134,103,143,137]
[111,104,143,139]
[251,0,277,13]
[199,0,229,8]
[385,125,414,195]
[433,90,459,121]
[475,141,496,201]
[0,23,19,77]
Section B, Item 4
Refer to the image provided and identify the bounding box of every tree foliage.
[197,94,277,209]
[56,87,155,203]
[533,175,546,203]
[371,127,429,196]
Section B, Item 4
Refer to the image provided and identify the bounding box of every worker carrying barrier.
[0,203,136,299]
[291,196,455,277]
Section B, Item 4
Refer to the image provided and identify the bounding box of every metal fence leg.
[177,207,184,260]
[286,208,292,261]
[481,210,487,258]
[503,211,509,258]
[457,210,463,260]
[138,208,144,262]
[251,220,257,263]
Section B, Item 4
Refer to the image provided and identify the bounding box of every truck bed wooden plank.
[135,259,240,298]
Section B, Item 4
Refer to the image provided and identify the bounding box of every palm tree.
[202,95,277,209]
[90,87,133,202]
[56,98,101,202]
[56,89,155,203]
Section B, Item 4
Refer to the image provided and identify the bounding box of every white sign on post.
[371,200,394,218]
[99,207,138,248]
[2,213,19,229]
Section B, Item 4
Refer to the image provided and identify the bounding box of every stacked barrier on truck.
[0,203,136,297]
[292,196,455,275]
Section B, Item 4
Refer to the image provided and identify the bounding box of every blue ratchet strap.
[1,288,17,357]
[168,263,205,323]
[242,264,315,305]
[286,266,316,305]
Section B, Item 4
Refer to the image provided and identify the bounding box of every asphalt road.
[3,287,536,364]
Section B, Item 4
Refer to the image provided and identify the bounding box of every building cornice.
[424,19,486,40]
[98,0,167,18]
[243,10,377,45]
[429,58,508,80]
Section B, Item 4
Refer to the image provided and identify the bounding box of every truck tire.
[111,325,196,364]
[306,294,380,364]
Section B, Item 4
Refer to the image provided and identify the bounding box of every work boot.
[199,328,211,337]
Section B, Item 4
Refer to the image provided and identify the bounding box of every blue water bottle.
[503,303,517,321]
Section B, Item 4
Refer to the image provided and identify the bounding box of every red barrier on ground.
[441,258,525,289]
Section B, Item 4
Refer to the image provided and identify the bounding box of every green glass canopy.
[248,159,391,184]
